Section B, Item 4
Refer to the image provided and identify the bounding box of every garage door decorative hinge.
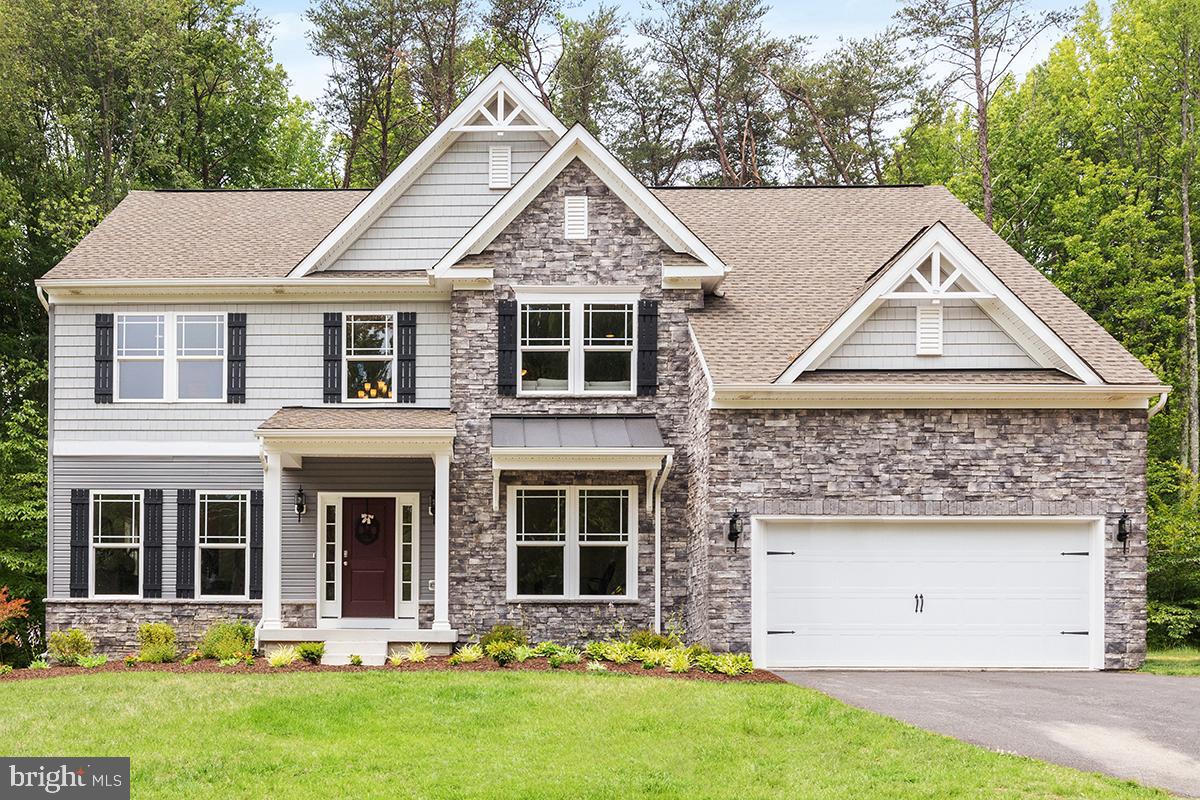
[765,550,795,556]
[1059,630,1089,635]
[766,630,796,635]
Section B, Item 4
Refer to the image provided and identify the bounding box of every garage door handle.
[1061,551,1089,556]
[766,630,795,635]
[1060,630,1088,635]
[766,550,795,556]
[914,593,924,613]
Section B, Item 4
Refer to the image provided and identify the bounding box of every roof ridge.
[651,183,927,190]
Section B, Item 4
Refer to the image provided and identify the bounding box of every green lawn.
[1141,647,1200,675]
[0,671,1166,799]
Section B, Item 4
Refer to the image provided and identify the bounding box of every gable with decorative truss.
[290,67,565,278]
[776,222,1102,384]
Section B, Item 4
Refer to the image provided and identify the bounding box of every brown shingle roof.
[258,407,455,431]
[41,190,368,281]
[654,185,1158,386]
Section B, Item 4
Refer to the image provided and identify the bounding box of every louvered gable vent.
[564,195,588,239]
[488,145,512,189]
[915,304,943,355]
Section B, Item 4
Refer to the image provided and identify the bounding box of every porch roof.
[491,415,664,448]
[256,407,456,464]
[258,406,455,432]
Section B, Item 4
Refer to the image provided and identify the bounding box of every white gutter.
[1149,390,1170,418]
[652,452,673,635]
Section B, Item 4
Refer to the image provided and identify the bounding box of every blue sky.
[252,0,1086,106]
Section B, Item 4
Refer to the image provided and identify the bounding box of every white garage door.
[755,518,1101,669]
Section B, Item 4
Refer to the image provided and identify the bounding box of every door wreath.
[355,511,379,545]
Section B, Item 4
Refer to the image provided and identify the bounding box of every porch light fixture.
[427,489,435,518]
[1117,513,1132,554]
[728,509,745,550]
[294,486,307,522]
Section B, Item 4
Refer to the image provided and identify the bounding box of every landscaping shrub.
[512,644,534,663]
[694,651,719,673]
[714,653,754,676]
[349,654,363,666]
[136,623,177,663]
[484,640,517,666]
[629,629,675,650]
[268,646,299,668]
[0,664,12,676]
[1148,601,1200,649]
[478,623,528,651]
[586,660,608,672]
[603,641,639,664]
[639,648,670,668]
[665,650,692,673]
[199,620,255,661]
[296,642,325,665]
[124,654,138,668]
[28,658,48,670]
[48,628,93,666]
[78,654,108,669]
[584,641,606,660]
[447,644,483,665]
[547,647,580,669]
[181,651,201,666]
[532,641,562,657]
[389,643,429,665]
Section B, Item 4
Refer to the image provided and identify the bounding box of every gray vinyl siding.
[816,301,1039,370]
[52,301,450,442]
[281,458,435,604]
[49,457,262,598]
[329,132,549,271]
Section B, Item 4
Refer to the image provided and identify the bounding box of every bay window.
[507,486,636,600]
[344,314,395,401]
[114,312,225,401]
[91,492,142,597]
[197,492,249,598]
[517,294,637,395]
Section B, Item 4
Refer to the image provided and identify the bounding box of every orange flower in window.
[370,389,378,397]
[357,390,366,398]
[377,380,386,390]
[363,382,371,390]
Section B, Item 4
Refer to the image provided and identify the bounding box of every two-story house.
[36,67,1166,668]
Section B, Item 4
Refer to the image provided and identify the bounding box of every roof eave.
[710,382,1170,410]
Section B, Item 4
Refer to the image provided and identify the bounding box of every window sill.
[46,597,262,605]
[506,597,640,605]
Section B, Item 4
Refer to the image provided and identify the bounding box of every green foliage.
[199,620,255,661]
[268,646,299,668]
[77,654,107,669]
[511,644,535,663]
[694,651,719,673]
[531,641,563,657]
[389,642,429,665]
[665,650,692,674]
[47,628,93,666]
[1148,602,1200,649]
[584,641,607,660]
[484,640,517,666]
[181,651,202,666]
[478,623,529,651]
[124,654,138,668]
[448,644,483,665]
[136,623,177,663]
[638,648,671,668]
[295,642,325,665]
[218,655,247,667]
[0,663,11,675]
[27,658,48,670]
[628,629,676,650]
[586,660,608,672]
[713,653,754,676]
[547,647,581,669]
[348,654,363,667]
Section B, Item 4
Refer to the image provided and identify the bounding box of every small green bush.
[199,620,255,661]
[485,640,517,666]
[586,660,608,672]
[694,651,719,673]
[479,623,528,651]
[665,649,692,674]
[639,648,670,668]
[0,664,12,676]
[684,643,712,660]
[448,643,483,665]
[295,642,325,665]
[28,658,49,670]
[629,629,676,650]
[48,628,94,666]
[136,622,177,663]
[512,644,534,663]
[218,656,242,667]
[349,654,363,666]
[548,646,581,669]
[714,652,754,676]
[389,642,429,665]
[78,654,108,669]
[123,654,138,668]
[181,651,201,666]
[603,641,639,664]
[268,646,299,668]
[532,641,562,657]
[1148,602,1200,649]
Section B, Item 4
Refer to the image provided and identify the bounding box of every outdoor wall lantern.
[728,509,745,550]
[427,489,436,518]
[1117,513,1132,554]
[294,486,307,523]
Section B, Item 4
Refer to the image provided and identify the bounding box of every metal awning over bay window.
[489,415,673,511]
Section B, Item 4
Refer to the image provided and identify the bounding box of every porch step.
[320,639,390,666]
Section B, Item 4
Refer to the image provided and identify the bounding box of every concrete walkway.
[777,670,1200,797]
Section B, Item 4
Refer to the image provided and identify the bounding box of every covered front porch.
[255,407,457,664]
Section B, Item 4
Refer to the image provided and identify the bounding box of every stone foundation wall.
[281,602,316,628]
[688,406,1149,668]
[45,600,261,654]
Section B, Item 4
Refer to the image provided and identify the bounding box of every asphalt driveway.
[777,670,1200,797]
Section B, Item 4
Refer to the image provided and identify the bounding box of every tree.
[409,0,476,124]
[896,0,1071,227]
[553,5,622,131]
[602,47,695,185]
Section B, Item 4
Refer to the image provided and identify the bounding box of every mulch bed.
[0,657,783,684]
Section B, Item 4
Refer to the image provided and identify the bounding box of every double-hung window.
[114,312,225,401]
[197,492,249,598]
[517,294,637,395]
[344,314,396,401]
[507,486,636,600]
[91,492,142,597]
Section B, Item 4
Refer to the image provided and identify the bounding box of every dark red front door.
[342,497,395,618]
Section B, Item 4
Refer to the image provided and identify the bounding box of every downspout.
[653,452,673,634]
[1149,390,1169,419]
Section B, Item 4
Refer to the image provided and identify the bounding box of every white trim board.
[289,67,565,278]
[775,222,1103,385]
[54,440,261,458]
[709,383,1167,409]
[429,125,727,291]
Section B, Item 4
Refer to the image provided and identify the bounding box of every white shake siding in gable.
[817,301,1039,371]
[51,301,451,442]
[328,132,550,271]
[48,456,262,598]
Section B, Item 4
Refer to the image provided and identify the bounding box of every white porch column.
[261,448,283,629]
[432,450,451,631]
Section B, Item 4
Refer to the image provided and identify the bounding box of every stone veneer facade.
[448,158,700,642]
[45,600,261,654]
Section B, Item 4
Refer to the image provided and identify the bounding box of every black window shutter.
[323,312,342,403]
[637,299,659,396]
[94,314,113,404]
[176,489,196,599]
[69,489,89,597]
[498,300,518,396]
[143,489,163,598]
[227,313,246,403]
[249,490,263,600]
[396,312,417,403]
